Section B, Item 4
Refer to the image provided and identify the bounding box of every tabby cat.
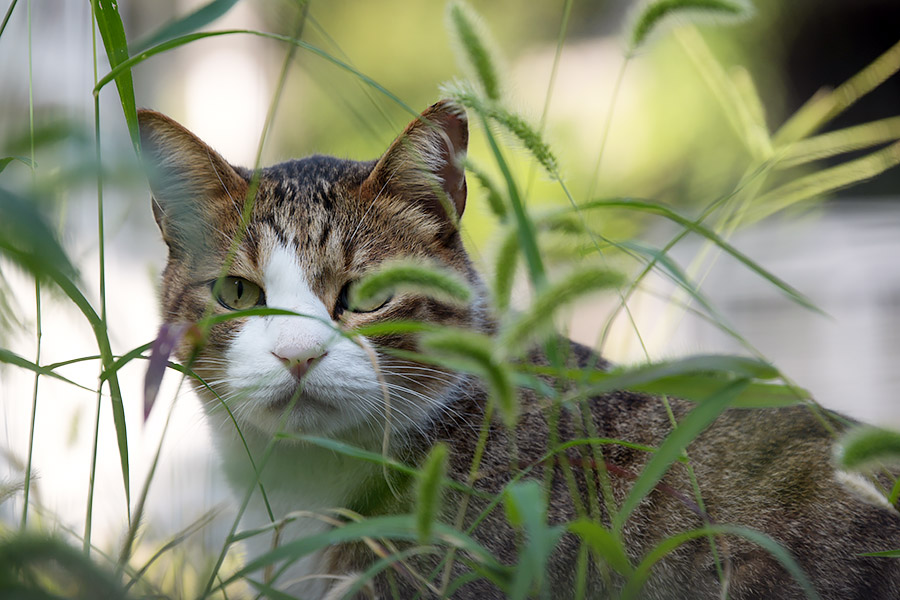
[139,100,900,599]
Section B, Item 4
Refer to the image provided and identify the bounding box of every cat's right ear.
[138,109,247,255]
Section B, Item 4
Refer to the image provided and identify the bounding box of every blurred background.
[0,0,899,577]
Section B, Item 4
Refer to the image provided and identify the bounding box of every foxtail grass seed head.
[448,1,502,101]
[836,427,900,471]
[350,261,471,310]
[416,443,449,542]
[628,0,753,53]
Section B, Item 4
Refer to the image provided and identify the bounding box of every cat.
[139,100,900,599]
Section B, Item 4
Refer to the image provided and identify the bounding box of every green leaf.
[674,25,770,160]
[748,141,900,223]
[614,379,749,530]
[621,524,821,600]
[775,39,900,145]
[492,227,520,313]
[836,427,900,470]
[0,156,34,174]
[0,534,130,599]
[0,188,77,283]
[859,549,900,558]
[130,0,240,53]
[95,30,418,121]
[222,515,504,587]
[352,261,471,309]
[90,0,139,154]
[500,266,623,352]
[0,348,95,393]
[568,519,634,577]
[0,188,130,508]
[416,443,449,542]
[574,198,823,314]
[777,116,900,169]
[629,0,752,52]
[448,1,501,101]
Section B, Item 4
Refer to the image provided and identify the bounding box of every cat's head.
[140,101,485,441]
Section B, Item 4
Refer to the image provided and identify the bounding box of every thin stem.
[20,0,38,531]
[0,0,18,39]
[586,55,629,202]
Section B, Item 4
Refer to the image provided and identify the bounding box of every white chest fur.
[216,424,378,597]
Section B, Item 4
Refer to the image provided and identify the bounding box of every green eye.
[213,277,265,310]
[337,281,392,315]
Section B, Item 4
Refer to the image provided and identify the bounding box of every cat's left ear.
[366,100,468,224]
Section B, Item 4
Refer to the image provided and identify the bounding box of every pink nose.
[273,350,327,380]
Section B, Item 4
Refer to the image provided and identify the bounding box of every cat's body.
[140,101,900,599]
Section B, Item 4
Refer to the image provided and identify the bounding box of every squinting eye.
[337,281,392,315]
[213,277,265,310]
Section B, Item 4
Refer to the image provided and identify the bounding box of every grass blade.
[614,379,749,530]
[0,348,95,392]
[90,0,139,154]
[568,519,634,577]
[575,198,823,314]
[130,0,240,53]
[416,443,449,542]
[775,38,900,145]
[621,524,821,599]
[748,140,900,222]
[777,116,900,169]
[503,480,564,599]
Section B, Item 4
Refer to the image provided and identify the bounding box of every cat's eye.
[337,281,392,315]
[213,277,265,310]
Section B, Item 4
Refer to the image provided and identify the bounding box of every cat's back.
[398,341,900,599]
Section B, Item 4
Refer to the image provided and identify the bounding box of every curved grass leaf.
[621,524,820,600]
[568,519,634,577]
[222,514,505,587]
[675,26,771,160]
[836,427,900,471]
[0,188,77,283]
[574,198,822,314]
[448,1,501,101]
[417,443,449,542]
[0,534,129,600]
[500,266,623,353]
[629,0,751,52]
[1,189,130,506]
[352,261,471,309]
[614,379,749,530]
[0,156,34,174]
[90,0,139,154]
[0,348,95,393]
[130,0,240,53]
[778,116,900,169]
[775,39,900,145]
[95,30,417,120]
[748,140,900,223]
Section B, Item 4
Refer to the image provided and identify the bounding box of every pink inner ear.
[434,111,468,218]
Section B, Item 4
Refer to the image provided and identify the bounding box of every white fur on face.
[224,245,384,437]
